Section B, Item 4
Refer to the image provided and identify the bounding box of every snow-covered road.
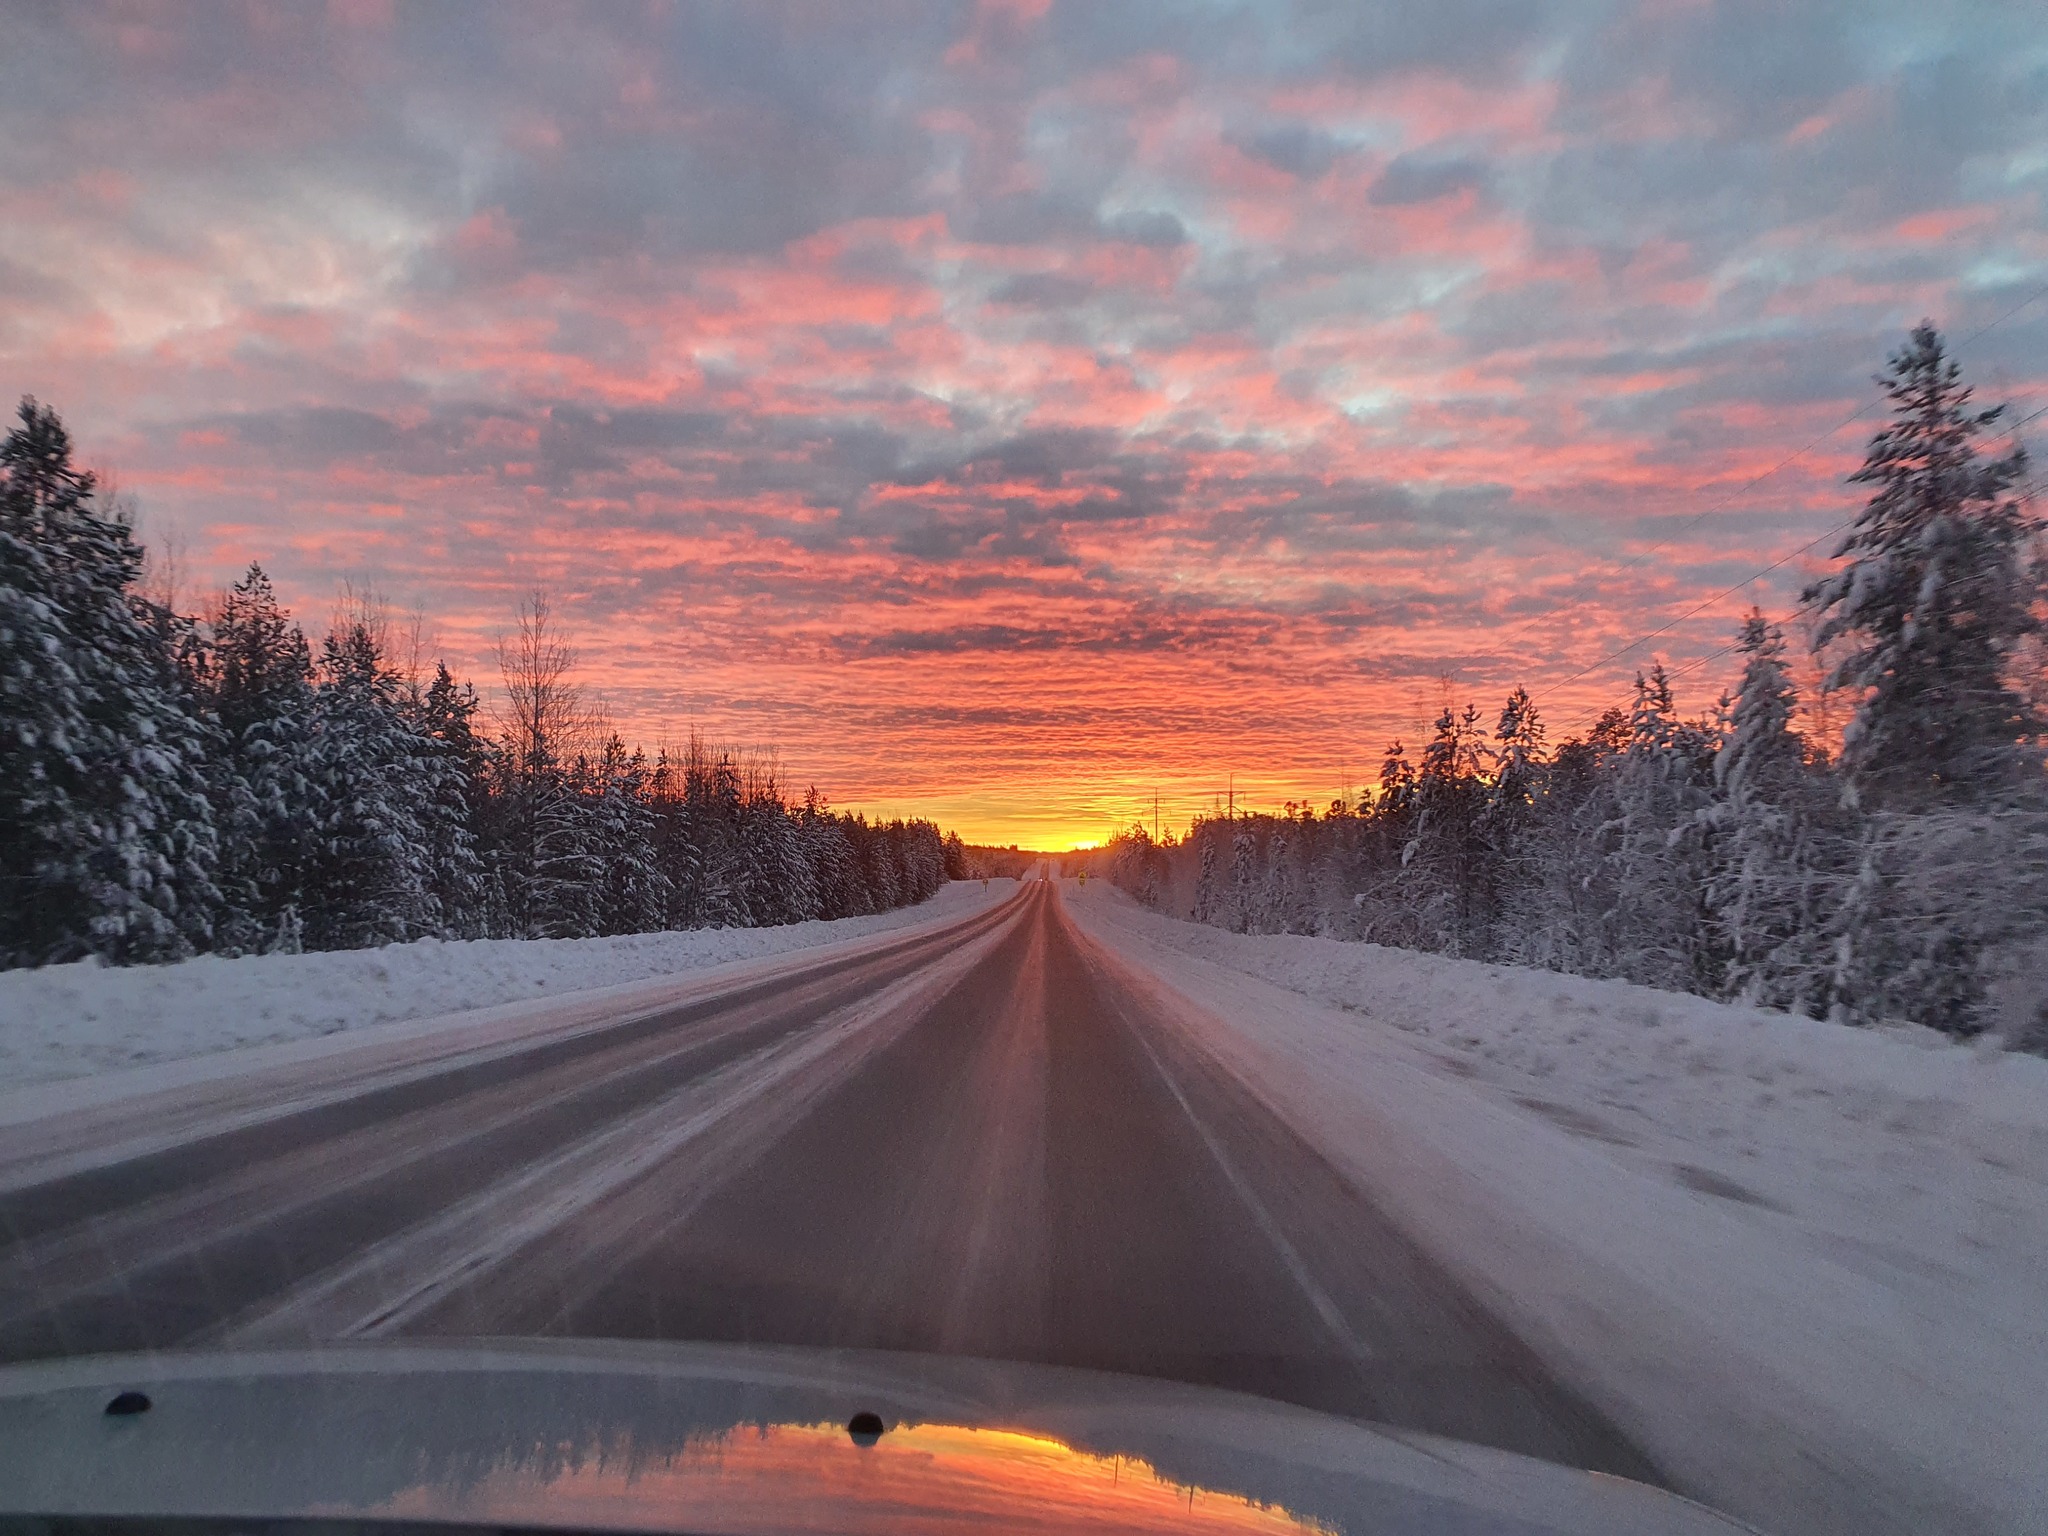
[3,877,2041,1535]
[1062,880,2048,1536]
[0,882,1650,1488]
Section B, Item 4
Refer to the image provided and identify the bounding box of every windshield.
[3,7,2045,1536]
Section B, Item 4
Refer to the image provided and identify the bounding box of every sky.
[4,1,2046,848]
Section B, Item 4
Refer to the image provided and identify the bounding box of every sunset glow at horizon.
[5,3,2045,847]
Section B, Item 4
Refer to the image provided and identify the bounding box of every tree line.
[1107,326,2048,1043]
[0,400,959,969]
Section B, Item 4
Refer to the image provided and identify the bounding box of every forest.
[0,400,957,970]
[1106,326,2048,1044]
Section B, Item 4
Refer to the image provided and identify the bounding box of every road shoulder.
[1062,882,2040,1536]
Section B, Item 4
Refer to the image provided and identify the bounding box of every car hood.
[0,1338,1756,1535]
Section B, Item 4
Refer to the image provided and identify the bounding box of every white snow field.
[0,880,1015,1092]
[1066,878,2048,1536]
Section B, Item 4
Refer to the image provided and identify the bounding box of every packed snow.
[1066,878,2048,1536]
[0,881,1012,1090]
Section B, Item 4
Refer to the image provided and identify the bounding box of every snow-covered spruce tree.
[1487,689,1545,835]
[1303,796,1358,932]
[1108,824,1166,907]
[1706,612,1848,1015]
[528,751,609,939]
[1482,687,1547,954]
[590,736,670,937]
[1596,666,1722,992]
[1496,707,1628,977]
[1823,794,2048,1036]
[646,748,700,928]
[795,785,857,919]
[1353,740,1420,947]
[693,746,751,927]
[1803,323,2040,807]
[1190,821,1220,924]
[898,820,947,903]
[850,816,886,916]
[1257,821,1298,933]
[295,621,443,950]
[414,662,489,939]
[0,398,220,966]
[737,763,813,926]
[1228,817,1257,933]
[1401,702,1492,956]
[1800,326,2047,1032]
[199,563,319,952]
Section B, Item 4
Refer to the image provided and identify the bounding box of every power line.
[1531,512,1856,706]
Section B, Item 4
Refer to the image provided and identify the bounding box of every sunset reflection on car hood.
[0,1340,1754,1535]
[372,1418,1334,1536]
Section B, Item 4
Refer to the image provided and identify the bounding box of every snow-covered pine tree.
[414,663,489,938]
[1109,824,1165,908]
[1803,323,2041,807]
[1598,665,1721,991]
[646,749,702,928]
[1266,815,1320,933]
[1795,328,2048,1033]
[734,762,808,926]
[1403,702,1491,955]
[296,621,439,949]
[0,399,220,966]
[1488,687,1546,833]
[1707,612,1846,1015]
[1482,687,1547,952]
[591,736,670,935]
[862,817,905,913]
[1228,817,1257,933]
[522,750,605,939]
[897,819,946,904]
[1495,705,1623,977]
[771,799,823,921]
[1190,821,1220,924]
[832,814,872,916]
[693,746,749,926]
[1352,740,1420,947]
[795,785,857,920]
[202,563,319,952]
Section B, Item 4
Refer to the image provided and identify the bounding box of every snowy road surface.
[0,878,1652,1486]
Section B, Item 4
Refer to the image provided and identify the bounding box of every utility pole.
[1153,789,1160,842]
[1227,774,1234,821]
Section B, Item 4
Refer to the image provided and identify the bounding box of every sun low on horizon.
[6,3,2046,848]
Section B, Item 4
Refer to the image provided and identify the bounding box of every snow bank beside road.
[1066,881,2048,1536]
[1,882,1013,1089]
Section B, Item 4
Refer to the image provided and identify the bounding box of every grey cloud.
[1229,124,1344,180]
[989,272,1095,308]
[957,427,1123,485]
[956,191,1103,247]
[1101,209,1188,248]
[889,517,1080,566]
[224,407,400,461]
[1369,154,1490,206]
[1292,0,1564,82]
[1559,0,1861,141]
[957,193,1186,252]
